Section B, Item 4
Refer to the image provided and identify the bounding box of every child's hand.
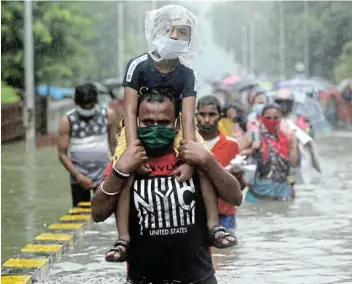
[136,163,152,175]
[174,163,194,182]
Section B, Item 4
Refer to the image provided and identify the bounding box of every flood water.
[1,142,72,262]
[2,132,352,283]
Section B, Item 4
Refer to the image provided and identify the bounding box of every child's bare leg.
[173,131,194,182]
[198,170,219,229]
[198,171,237,247]
[173,98,196,181]
[124,90,150,175]
[181,97,196,142]
[105,175,134,261]
[124,88,139,146]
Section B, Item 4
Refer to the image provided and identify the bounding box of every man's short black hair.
[137,87,181,118]
[74,83,98,105]
[197,95,221,114]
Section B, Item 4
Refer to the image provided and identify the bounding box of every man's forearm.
[91,190,119,223]
[59,154,82,179]
[91,172,128,222]
[201,155,243,206]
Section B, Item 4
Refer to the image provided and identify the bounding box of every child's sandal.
[209,225,238,248]
[105,239,130,262]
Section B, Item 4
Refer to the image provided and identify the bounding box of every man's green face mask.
[137,123,177,151]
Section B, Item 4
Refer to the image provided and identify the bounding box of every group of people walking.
[57,4,319,283]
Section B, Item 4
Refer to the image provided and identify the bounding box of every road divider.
[1,202,92,283]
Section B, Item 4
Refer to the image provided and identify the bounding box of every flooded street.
[1,142,72,262]
[2,1,352,283]
[2,133,352,283]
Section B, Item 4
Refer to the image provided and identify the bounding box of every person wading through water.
[58,83,116,207]
[92,89,242,284]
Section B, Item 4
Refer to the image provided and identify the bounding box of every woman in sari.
[242,104,299,201]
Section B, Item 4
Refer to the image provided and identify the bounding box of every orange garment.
[211,132,240,216]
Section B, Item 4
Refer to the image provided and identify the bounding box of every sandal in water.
[209,225,238,248]
[105,239,130,262]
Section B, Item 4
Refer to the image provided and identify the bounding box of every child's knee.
[114,127,128,161]
[196,131,211,152]
[173,130,183,155]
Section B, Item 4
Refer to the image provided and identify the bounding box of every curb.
[1,202,92,284]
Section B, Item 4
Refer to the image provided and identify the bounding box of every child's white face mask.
[152,35,190,61]
[145,5,197,65]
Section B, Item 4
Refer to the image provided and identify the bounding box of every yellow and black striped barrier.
[76,201,91,208]
[1,202,92,284]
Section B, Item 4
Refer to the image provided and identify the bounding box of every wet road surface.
[2,133,352,283]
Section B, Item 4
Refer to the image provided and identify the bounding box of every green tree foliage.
[80,1,150,81]
[1,1,153,90]
[1,81,21,103]
[208,1,352,81]
[1,1,94,89]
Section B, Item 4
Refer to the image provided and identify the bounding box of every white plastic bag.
[145,4,198,65]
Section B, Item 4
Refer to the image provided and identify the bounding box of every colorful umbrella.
[221,75,243,86]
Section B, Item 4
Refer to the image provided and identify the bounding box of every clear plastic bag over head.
[145,4,198,66]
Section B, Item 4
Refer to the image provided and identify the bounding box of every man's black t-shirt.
[122,53,197,100]
[127,152,214,283]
